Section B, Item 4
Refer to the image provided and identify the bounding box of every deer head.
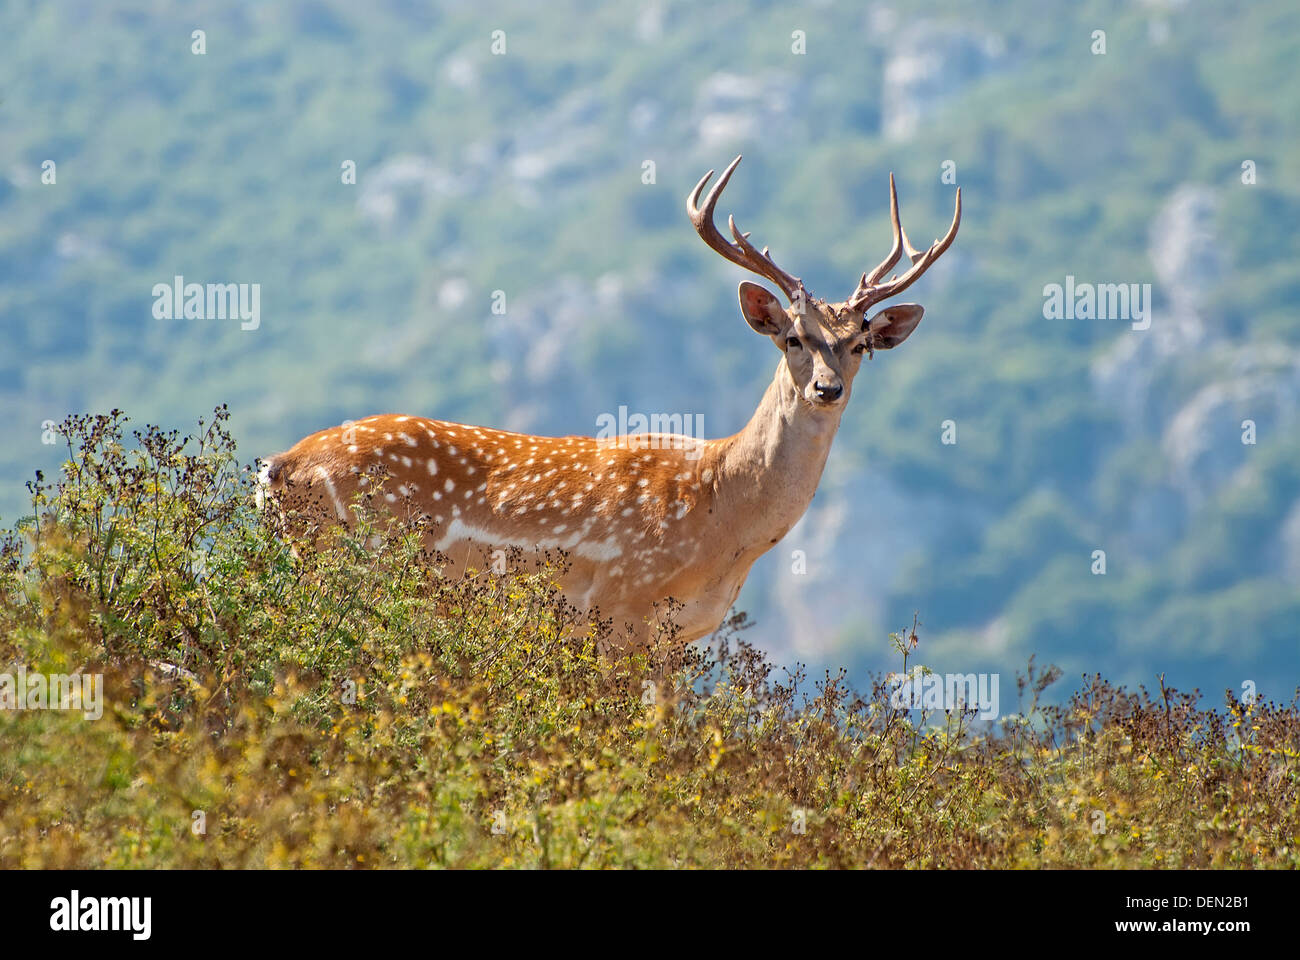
[687,155,961,412]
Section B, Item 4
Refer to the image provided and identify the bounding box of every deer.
[258,156,959,656]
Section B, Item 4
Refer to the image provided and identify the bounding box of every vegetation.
[3,0,1299,695]
[2,411,1295,868]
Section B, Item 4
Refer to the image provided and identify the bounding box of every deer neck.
[707,360,843,551]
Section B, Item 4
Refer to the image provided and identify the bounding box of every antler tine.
[861,172,904,288]
[849,182,961,310]
[899,223,926,264]
[687,155,803,303]
[727,214,801,298]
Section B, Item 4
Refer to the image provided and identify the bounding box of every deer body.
[259,367,838,646]
[261,156,959,652]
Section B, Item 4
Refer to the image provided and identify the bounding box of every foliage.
[2,411,1296,868]
[4,0,1300,692]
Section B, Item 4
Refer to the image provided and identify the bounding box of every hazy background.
[3,0,1298,699]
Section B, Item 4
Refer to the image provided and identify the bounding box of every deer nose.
[814,381,843,402]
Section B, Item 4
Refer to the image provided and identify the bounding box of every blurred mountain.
[2,0,1297,698]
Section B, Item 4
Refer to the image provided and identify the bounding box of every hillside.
[2,0,1298,696]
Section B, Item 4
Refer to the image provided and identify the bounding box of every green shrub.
[1,409,1296,867]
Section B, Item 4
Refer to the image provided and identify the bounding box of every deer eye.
[852,342,868,355]
[785,336,802,350]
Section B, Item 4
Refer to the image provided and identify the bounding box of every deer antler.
[687,155,805,304]
[848,173,960,311]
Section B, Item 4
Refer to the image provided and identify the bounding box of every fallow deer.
[259,156,959,653]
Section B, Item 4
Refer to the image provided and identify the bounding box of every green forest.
[2,0,1298,699]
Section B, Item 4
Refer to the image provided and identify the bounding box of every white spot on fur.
[313,466,348,520]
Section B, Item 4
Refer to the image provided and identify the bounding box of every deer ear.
[738,282,788,337]
[865,303,924,349]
